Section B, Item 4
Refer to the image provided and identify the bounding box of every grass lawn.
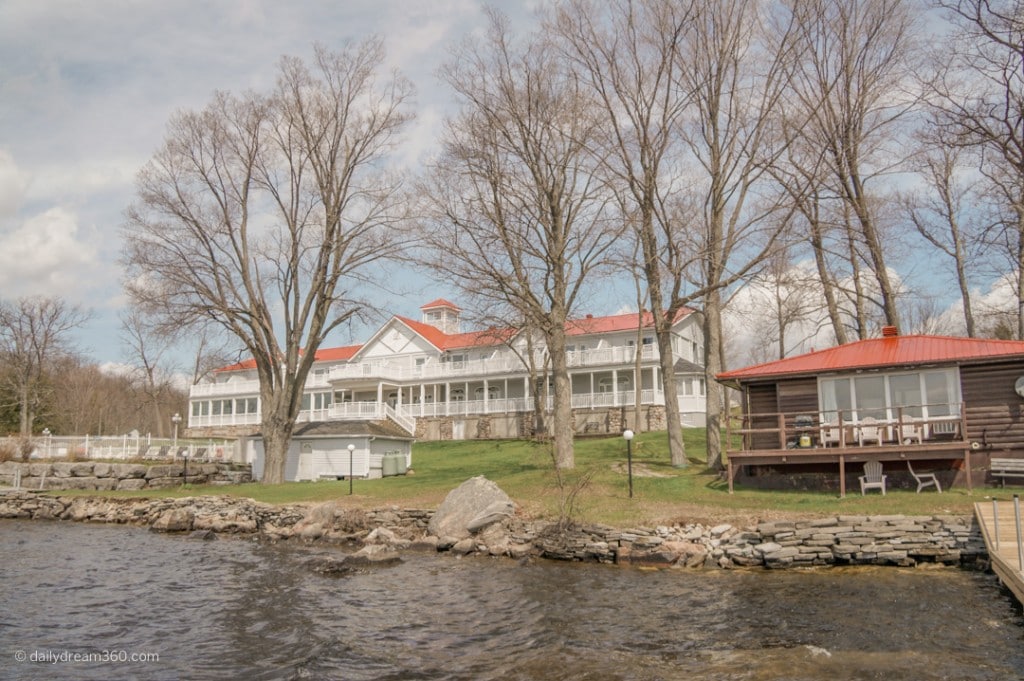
[56,429,1024,527]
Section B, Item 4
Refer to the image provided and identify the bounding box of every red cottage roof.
[718,334,1024,383]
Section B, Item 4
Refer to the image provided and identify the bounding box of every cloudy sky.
[0,0,542,366]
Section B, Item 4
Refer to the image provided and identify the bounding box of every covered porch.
[725,407,974,497]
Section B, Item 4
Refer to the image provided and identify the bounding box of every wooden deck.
[725,441,973,497]
[974,499,1024,607]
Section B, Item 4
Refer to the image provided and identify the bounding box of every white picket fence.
[1,434,239,462]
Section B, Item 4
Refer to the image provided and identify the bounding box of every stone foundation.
[0,461,252,491]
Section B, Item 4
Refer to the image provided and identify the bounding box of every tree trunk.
[654,318,687,468]
[548,322,575,469]
[705,290,725,471]
[260,422,291,485]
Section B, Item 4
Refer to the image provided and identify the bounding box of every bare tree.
[120,306,177,438]
[551,0,696,467]
[901,131,984,336]
[677,0,803,470]
[123,41,413,483]
[419,10,620,469]
[932,0,1024,337]
[0,296,89,436]
[552,0,797,469]
[783,0,924,333]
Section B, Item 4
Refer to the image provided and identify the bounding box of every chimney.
[586,314,593,319]
[881,325,899,338]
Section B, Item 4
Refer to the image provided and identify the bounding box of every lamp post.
[171,413,182,450]
[623,429,635,498]
[171,413,185,484]
[347,444,356,495]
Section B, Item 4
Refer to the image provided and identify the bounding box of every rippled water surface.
[2,520,1023,680]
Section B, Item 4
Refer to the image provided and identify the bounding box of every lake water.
[1,519,1023,681]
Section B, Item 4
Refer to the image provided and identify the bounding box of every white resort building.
[186,299,706,480]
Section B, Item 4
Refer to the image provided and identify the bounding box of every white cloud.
[0,206,98,298]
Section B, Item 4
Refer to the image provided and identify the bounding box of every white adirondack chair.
[859,461,887,495]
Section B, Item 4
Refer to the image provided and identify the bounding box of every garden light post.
[348,444,355,495]
[623,429,634,499]
[172,413,181,450]
[172,412,184,484]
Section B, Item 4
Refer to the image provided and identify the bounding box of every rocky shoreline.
[0,476,988,571]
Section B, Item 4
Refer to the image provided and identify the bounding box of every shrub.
[0,441,17,463]
[17,438,34,462]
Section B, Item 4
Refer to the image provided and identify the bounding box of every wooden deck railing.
[725,402,969,453]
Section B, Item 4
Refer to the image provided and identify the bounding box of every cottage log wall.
[747,383,779,449]
[961,361,1024,453]
[776,377,819,414]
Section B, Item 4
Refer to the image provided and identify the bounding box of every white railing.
[188,412,261,428]
[191,378,260,397]
[0,434,238,461]
[188,387,683,430]
[384,404,417,434]
[191,345,670,402]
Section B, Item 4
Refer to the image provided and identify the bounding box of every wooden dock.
[974,499,1024,605]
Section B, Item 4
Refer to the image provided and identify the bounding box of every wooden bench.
[990,458,1024,487]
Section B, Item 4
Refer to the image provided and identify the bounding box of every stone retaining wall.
[0,461,252,491]
[0,490,985,570]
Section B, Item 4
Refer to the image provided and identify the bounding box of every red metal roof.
[214,344,362,373]
[566,308,694,336]
[214,358,257,373]
[213,304,695,372]
[314,344,362,361]
[394,316,516,351]
[419,298,461,311]
[717,334,1024,382]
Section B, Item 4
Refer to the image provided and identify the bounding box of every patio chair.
[193,447,208,463]
[898,417,923,445]
[859,461,887,495]
[857,417,883,446]
[819,422,842,447]
[906,461,941,493]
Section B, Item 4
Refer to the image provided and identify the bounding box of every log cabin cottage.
[716,327,1024,496]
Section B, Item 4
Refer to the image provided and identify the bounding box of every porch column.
[612,369,619,407]
[419,384,425,417]
[483,379,489,413]
[445,382,450,417]
[589,373,594,404]
[377,383,383,415]
[524,377,529,410]
[839,454,846,499]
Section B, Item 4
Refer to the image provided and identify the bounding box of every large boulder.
[427,476,515,542]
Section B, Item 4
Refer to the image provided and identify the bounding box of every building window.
[819,369,960,422]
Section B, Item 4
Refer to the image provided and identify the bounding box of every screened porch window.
[819,369,959,422]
